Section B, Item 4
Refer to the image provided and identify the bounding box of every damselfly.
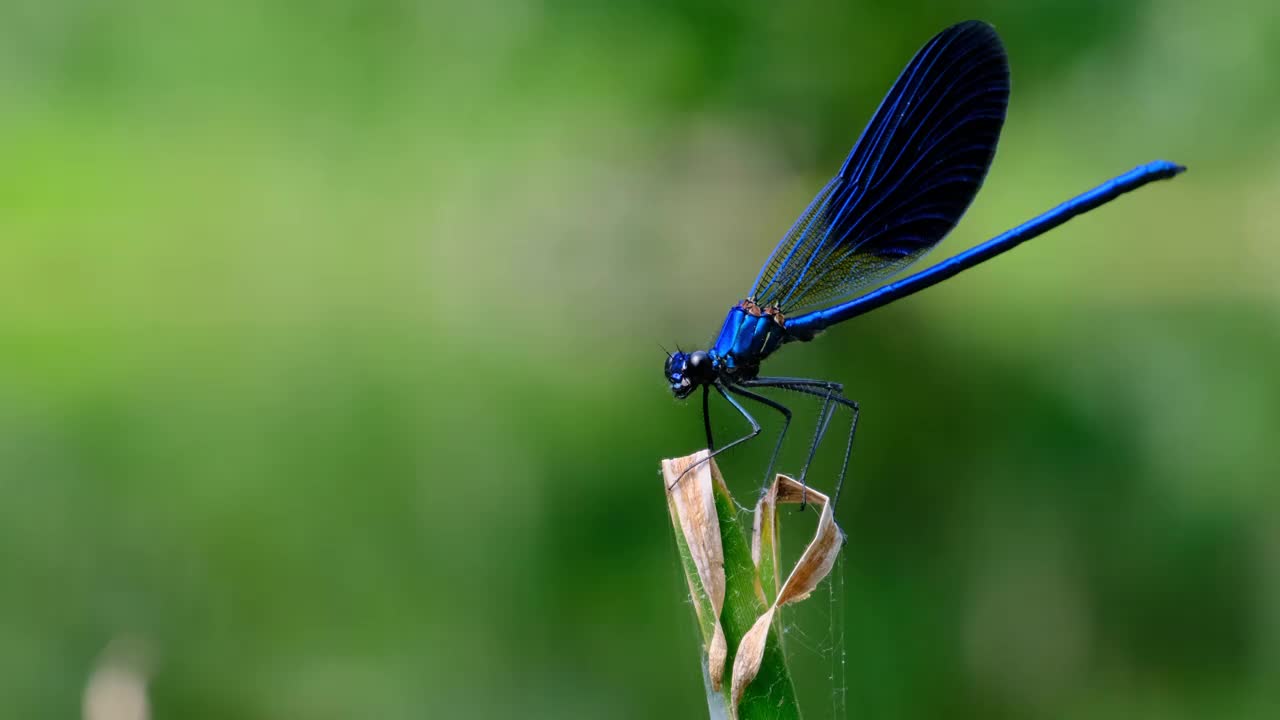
[664,20,1184,505]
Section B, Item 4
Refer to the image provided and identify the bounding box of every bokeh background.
[2,1,1278,718]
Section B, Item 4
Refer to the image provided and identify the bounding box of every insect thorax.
[709,300,791,381]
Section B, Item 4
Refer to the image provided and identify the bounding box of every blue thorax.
[708,303,792,378]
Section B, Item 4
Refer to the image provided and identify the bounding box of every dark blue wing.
[749,21,1009,313]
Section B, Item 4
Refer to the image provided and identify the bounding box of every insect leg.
[701,384,715,451]
[743,377,860,510]
[670,383,790,493]
[723,383,793,494]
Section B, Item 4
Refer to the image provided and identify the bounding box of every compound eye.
[664,351,686,378]
[688,351,709,369]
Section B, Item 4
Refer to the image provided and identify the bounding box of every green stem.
[668,461,801,719]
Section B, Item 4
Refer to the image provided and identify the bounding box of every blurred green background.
[2,1,1278,718]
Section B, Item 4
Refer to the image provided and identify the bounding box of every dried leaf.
[730,475,846,712]
[728,605,776,714]
[662,452,727,690]
[663,454,827,720]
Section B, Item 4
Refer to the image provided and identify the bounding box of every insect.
[664,20,1184,505]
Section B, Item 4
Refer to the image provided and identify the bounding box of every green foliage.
[0,1,1277,719]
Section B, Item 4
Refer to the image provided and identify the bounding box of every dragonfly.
[664,20,1184,505]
